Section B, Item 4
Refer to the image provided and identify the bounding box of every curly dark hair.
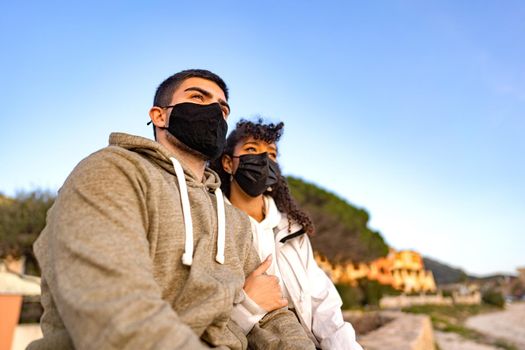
[210,118,314,235]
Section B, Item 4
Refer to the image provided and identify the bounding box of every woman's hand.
[244,255,288,311]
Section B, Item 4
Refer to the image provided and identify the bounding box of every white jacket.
[231,196,363,350]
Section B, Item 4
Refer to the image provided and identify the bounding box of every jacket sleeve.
[303,236,364,350]
[34,152,208,350]
[230,289,267,334]
[240,237,315,349]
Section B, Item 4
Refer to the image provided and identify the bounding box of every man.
[29,69,314,350]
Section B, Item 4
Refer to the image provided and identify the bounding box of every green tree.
[0,190,55,275]
[287,176,389,262]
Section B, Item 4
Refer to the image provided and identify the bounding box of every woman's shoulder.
[275,214,307,244]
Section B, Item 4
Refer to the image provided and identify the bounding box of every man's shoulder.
[60,144,161,194]
[75,144,151,172]
[76,132,160,166]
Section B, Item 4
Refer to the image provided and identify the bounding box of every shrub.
[335,283,363,309]
[482,289,505,308]
[358,279,383,306]
[442,290,453,298]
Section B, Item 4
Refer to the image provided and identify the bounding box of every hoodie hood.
[109,132,220,191]
[109,132,225,265]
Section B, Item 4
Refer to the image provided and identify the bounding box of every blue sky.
[1,1,524,275]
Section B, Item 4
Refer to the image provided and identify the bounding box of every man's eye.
[245,147,256,152]
[269,153,277,160]
[191,94,204,100]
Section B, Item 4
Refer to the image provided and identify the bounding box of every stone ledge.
[358,311,435,350]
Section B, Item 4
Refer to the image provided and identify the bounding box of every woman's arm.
[241,236,315,349]
[303,236,364,350]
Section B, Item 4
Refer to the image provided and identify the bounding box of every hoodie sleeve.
[241,242,315,349]
[33,151,209,350]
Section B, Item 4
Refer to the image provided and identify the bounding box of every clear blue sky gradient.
[1,1,524,275]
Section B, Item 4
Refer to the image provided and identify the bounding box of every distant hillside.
[287,176,389,263]
[423,257,468,285]
[468,273,516,282]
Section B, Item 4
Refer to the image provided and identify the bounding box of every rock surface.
[466,302,525,350]
[434,331,497,350]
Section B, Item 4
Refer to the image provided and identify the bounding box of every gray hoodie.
[29,133,314,350]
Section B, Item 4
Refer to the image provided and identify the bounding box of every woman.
[211,119,363,350]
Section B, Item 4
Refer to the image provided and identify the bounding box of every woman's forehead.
[240,136,277,149]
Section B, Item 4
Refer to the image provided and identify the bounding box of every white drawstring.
[215,188,225,264]
[170,157,226,266]
[170,157,194,266]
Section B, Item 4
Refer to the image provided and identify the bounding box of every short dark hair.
[153,69,229,107]
[151,69,229,138]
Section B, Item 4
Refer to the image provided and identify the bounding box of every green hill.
[287,176,389,263]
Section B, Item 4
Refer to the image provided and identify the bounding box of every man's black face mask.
[233,152,279,197]
[159,102,228,160]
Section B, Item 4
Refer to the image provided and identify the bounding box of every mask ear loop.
[227,154,237,182]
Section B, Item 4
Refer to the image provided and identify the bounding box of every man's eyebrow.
[184,87,230,112]
[184,86,211,97]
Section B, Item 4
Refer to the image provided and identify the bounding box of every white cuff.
[230,290,267,335]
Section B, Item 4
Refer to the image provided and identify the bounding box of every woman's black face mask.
[233,152,279,197]
[159,102,228,160]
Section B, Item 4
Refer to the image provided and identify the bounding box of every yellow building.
[315,249,437,293]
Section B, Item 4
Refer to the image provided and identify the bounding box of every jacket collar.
[272,199,306,244]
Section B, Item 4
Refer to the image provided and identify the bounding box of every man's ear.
[222,154,233,174]
[149,106,167,128]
